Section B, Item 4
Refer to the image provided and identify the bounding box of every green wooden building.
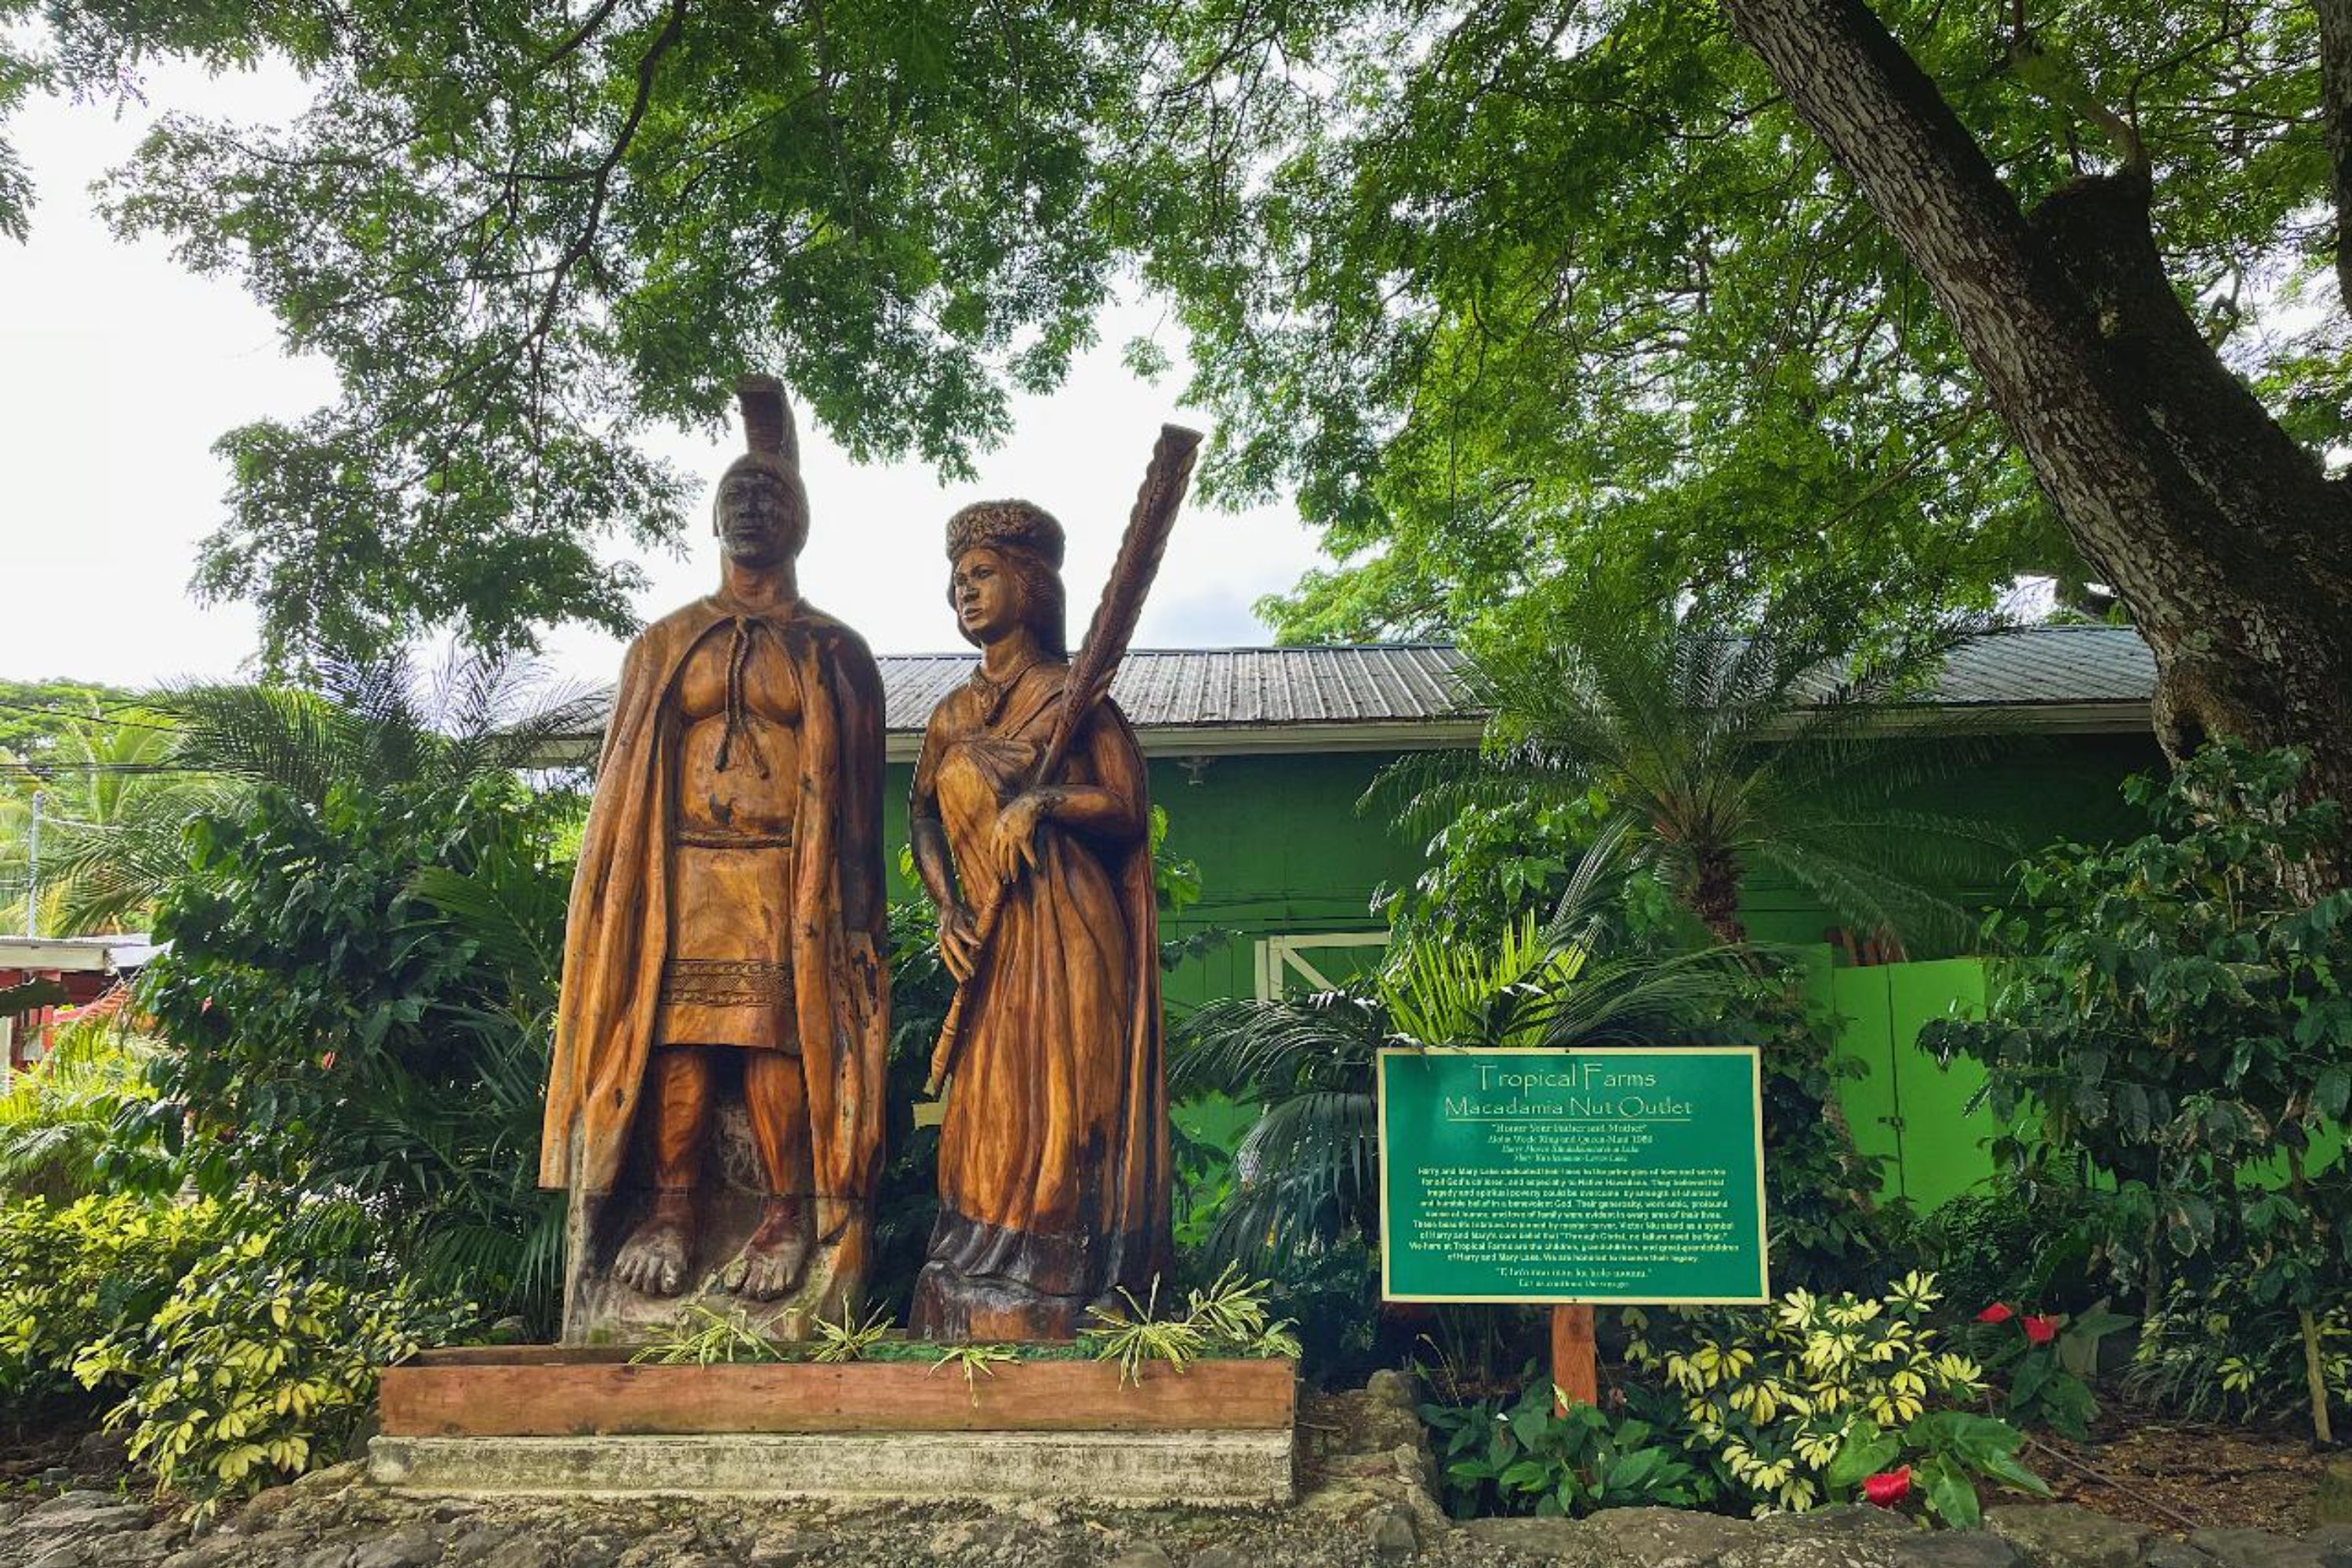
[578,625,2165,1210]
[867,628,2161,987]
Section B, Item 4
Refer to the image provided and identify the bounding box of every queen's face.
[717,469,804,567]
[952,546,1022,644]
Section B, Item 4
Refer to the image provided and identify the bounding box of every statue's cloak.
[539,595,887,1240]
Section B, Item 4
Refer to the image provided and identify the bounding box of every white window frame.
[1253,931,1393,1000]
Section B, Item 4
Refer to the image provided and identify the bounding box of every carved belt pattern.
[674,826,794,849]
[659,959,795,1009]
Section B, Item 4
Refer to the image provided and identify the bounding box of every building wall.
[1737,731,2167,953]
[881,750,1429,1006]
[882,728,2169,1000]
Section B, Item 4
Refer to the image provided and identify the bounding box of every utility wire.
[0,764,216,777]
[0,699,183,735]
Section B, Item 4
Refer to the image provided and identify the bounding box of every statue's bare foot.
[724,1197,810,1301]
[612,1196,695,1297]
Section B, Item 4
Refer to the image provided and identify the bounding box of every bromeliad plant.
[1627,1272,2049,1522]
[1080,1266,1303,1385]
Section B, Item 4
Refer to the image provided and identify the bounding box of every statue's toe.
[732,1237,808,1301]
[613,1223,692,1298]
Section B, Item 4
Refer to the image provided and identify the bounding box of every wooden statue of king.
[540,375,889,1343]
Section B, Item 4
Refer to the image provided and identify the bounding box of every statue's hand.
[992,791,1050,881]
[938,902,982,982]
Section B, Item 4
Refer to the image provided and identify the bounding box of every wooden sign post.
[1552,1303,1598,1414]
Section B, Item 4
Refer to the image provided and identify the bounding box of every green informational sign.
[1377,1047,1770,1305]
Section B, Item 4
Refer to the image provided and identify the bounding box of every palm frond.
[1171,987,1388,1097]
[1434,600,2019,948]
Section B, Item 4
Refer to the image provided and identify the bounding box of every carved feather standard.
[736,373,797,466]
[926,423,1204,1094]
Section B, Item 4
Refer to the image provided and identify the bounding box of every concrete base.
[367,1428,1296,1505]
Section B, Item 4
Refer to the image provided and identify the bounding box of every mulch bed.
[2027,1404,2331,1536]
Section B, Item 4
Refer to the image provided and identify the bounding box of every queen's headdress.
[945,499,1065,568]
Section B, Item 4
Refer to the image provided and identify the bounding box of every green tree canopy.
[5,0,1153,665]
[8,0,2348,771]
[1126,0,2331,650]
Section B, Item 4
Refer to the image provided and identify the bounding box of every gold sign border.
[1374,1045,1773,1306]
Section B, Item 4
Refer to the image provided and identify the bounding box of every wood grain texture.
[1551,1305,1599,1413]
[540,376,890,1345]
[379,1357,1296,1437]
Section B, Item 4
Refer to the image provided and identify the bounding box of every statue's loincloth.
[655,829,797,1051]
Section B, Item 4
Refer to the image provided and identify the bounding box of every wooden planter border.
[379,1349,1298,1438]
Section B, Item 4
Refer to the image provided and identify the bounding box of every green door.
[1818,956,1994,1209]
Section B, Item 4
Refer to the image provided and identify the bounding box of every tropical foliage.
[0,706,230,935]
[0,1022,169,1202]
[1922,744,2352,1442]
[1622,1272,2049,1525]
[1174,829,1750,1272]
[0,653,598,935]
[0,1192,230,1401]
[1424,1273,2047,1524]
[72,1208,478,1515]
[1423,1386,1712,1517]
[2128,1279,2352,1429]
[131,773,579,1330]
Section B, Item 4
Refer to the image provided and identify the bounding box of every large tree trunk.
[1717,0,2352,868]
[2319,0,2352,314]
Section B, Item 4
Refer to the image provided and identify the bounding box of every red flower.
[1864,1467,1912,1508]
[1976,1303,2015,1324]
[2022,1314,2060,1346]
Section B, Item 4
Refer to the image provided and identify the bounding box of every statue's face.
[717,469,804,567]
[951,546,1022,644]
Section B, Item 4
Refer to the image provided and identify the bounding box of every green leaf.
[1924,1461,1983,1530]
[1826,1425,1903,1490]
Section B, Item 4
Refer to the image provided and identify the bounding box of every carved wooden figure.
[541,376,887,1343]
[908,499,1174,1341]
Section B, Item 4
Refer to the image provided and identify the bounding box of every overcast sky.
[0,59,1329,691]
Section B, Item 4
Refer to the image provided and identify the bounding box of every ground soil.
[0,1399,115,1489]
[2029,1403,2329,1536]
[4,1389,2343,1543]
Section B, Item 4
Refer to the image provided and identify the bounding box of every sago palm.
[1381,604,2017,950]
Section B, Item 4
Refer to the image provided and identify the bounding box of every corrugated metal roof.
[559,626,2154,760]
[876,626,2154,728]
[877,644,1475,731]
[1918,625,2154,706]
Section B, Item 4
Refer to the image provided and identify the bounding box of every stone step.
[366,1429,1296,1507]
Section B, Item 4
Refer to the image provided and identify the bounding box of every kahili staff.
[924,423,1203,1096]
